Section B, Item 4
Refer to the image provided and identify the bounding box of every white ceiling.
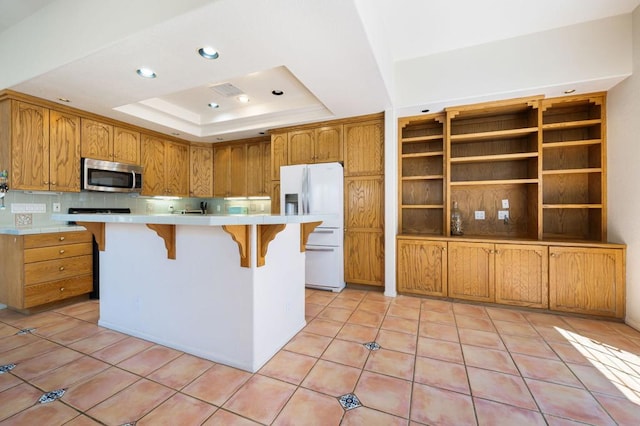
[1,0,639,142]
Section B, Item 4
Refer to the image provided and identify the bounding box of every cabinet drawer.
[24,255,93,285]
[24,231,92,248]
[24,242,93,263]
[24,275,93,308]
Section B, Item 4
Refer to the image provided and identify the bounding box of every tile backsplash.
[0,191,271,228]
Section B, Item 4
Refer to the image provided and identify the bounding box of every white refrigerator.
[280,162,344,292]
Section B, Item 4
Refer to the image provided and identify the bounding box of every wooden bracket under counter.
[223,224,290,267]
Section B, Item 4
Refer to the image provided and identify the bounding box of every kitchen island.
[51,213,331,372]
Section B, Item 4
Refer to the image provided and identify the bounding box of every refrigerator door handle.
[303,166,310,214]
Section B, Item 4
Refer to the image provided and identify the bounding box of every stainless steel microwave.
[82,158,143,193]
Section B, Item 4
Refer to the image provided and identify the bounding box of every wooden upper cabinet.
[141,135,165,196]
[49,110,81,192]
[287,125,343,165]
[247,141,270,196]
[213,143,247,197]
[80,118,113,161]
[344,119,384,176]
[141,136,188,197]
[315,125,343,163]
[8,101,50,191]
[189,143,213,198]
[113,127,140,165]
[288,130,314,165]
[229,144,247,197]
[271,132,288,180]
[213,144,231,197]
[165,141,189,196]
[447,241,495,303]
[81,119,140,165]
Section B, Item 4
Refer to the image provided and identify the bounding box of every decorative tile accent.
[16,328,36,335]
[338,393,362,410]
[0,363,16,374]
[38,389,65,404]
[364,341,381,351]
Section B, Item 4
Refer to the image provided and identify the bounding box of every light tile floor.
[1,289,640,425]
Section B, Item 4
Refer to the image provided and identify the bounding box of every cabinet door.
[166,142,189,196]
[288,130,314,165]
[549,246,625,318]
[189,144,213,197]
[261,141,271,195]
[495,244,548,308]
[213,145,230,197]
[271,181,281,214]
[246,142,263,196]
[113,127,140,165]
[80,118,113,161]
[448,241,494,302]
[11,101,50,190]
[141,135,166,196]
[397,239,447,296]
[344,119,384,176]
[344,176,384,286]
[315,125,343,163]
[229,144,247,196]
[49,110,81,192]
[271,132,287,180]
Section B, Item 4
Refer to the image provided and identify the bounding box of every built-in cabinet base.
[397,235,625,319]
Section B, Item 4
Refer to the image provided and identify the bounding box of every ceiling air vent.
[210,83,245,97]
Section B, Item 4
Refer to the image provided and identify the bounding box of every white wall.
[608,7,640,330]
[394,14,632,113]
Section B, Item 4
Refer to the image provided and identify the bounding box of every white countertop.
[50,213,335,226]
[0,225,87,235]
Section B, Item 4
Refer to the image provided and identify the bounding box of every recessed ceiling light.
[564,89,576,94]
[271,90,284,96]
[136,67,157,78]
[198,47,219,60]
[57,97,71,103]
[208,102,219,109]
[237,94,250,103]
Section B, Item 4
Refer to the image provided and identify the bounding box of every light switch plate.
[501,199,509,209]
[498,210,509,220]
[474,211,485,220]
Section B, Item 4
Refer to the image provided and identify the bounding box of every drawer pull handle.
[60,287,65,292]
[59,236,65,241]
[59,266,65,271]
[59,249,65,254]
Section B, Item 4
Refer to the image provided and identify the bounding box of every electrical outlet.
[52,202,61,212]
[498,210,509,220]
[502,199,509,209]
[474,211,485,220]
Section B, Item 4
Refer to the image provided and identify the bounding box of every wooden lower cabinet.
[448,241,495,303]
[549,246,625,318]
[495,244,548,309]
[344,230,384,287]
[0,231,93,310]
[344,175,384,287]
[397,236,625,318]
[397,239,447,297]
